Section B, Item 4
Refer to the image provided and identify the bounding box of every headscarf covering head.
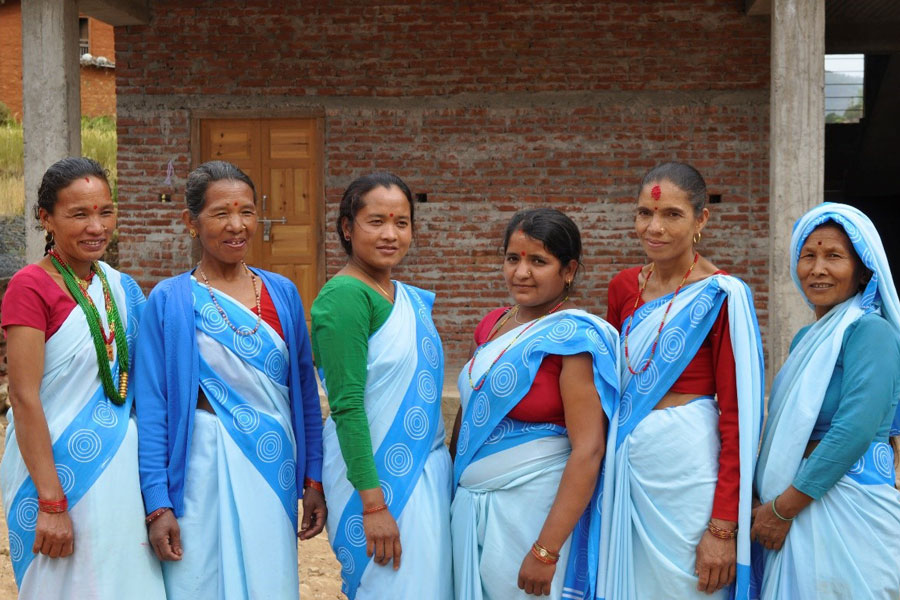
[791,202,900,436]
[790,202,900,329]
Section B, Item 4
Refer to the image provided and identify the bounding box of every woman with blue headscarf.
[751,203,900,599]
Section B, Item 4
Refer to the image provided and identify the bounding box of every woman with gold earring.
[599,162,765,599]
[450,208,620,599]
[0,157,165,599]
[134,160,326,599]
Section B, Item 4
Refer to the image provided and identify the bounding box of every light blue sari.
[753,203,900,600]
[320,282,452,600]
[160,277,300,599]
[452,309,620,600]
[0,263,165,599]
[598,275,764,600]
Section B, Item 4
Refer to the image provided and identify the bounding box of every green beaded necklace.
[48,250,129,405]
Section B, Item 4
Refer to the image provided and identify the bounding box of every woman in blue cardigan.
[135,161,326,600]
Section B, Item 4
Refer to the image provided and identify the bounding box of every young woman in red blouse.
[598,162,764,599]
[450,208,620,599]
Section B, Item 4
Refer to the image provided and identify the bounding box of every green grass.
[0,117,117,216]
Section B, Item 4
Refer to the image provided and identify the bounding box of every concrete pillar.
[767,0,825,379]
[21,0,81,263]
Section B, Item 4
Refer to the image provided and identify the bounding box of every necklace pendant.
[106,344,114,361]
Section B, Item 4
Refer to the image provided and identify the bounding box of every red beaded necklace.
[468,298,567,391]
[623,253,699,375]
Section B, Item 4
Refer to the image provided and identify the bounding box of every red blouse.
[606,266,740,522]
[254,284,284,340]
[473,307,566,427]
[1,264,76,339]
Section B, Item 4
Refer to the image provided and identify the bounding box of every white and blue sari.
[598,275,764,600]
[1,263,165,599]
[452,309,620,600]
[160,277,301,599]
[321,282,452,600]
[752,203,900,599]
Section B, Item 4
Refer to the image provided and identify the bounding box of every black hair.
[502,208,582,277]
[337,172,414,255]
[185,160,257,218]
[639,161,708,215]
[35,156,110,254]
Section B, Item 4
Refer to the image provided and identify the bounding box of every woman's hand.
[33,510,74,558]
[298,488,327,540]
[750,501,792,550]
[695,527,736,594]
[363,509,401,570]
[750,487,812,551]
[517,550,557,596]
[148,510,183,561]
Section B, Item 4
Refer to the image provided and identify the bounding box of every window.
[825,54,864,124]
[79,18,89,56]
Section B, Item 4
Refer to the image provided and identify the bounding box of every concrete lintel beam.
[745,0,772,16]
[78,0,150,26]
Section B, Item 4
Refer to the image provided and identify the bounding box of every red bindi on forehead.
[85,177,90,183]
[234,202,238,206]
[520,252,526,257]
[389,213,394,217]
[818,241,822,245]
[93,205,97,210]
[651,185,661,201]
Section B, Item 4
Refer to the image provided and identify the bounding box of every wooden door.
[199,118,322,322]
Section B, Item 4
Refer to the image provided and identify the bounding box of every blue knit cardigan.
[135,268,324,516]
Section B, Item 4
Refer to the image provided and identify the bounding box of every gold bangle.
[707,520,737,540]
[530,541,560,564]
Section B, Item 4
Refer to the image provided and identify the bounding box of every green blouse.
[310,275,393,490]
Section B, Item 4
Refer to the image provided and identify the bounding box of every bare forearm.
[536,447,602,551]
[774,485,814,519]
[9,391,63,500]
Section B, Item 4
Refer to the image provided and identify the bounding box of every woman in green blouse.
[311,172,452,599]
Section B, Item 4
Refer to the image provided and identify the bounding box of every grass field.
[0,116,117,216]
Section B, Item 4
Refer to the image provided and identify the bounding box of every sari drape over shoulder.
[320,282,452,600]
[753,203,900,600]
[452,309,620,600]
[1,263,165,600]
[598,275,765,600]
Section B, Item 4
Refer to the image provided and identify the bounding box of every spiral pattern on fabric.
[68,429,102,463]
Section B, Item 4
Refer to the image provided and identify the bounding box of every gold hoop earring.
[190,229,197,238]
[693,231,702,244]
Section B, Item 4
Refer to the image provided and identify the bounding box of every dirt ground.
[0,413,344,599]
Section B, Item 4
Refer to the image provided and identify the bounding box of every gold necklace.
[351,265,393,303]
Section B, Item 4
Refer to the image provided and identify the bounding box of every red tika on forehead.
[651,185,662,201]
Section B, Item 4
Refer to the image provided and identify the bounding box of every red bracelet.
[707,521,737,540]
[304,478,324,493]
[530,542,560,565]
[38,496,68,514]
[145,507,171,526]
[362,504,388,516]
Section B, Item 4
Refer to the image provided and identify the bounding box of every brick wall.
[0,1,23,120]
[81,66,116,117]
[115,0,771,367]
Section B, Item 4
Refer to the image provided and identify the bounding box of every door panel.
[199,118,322,324]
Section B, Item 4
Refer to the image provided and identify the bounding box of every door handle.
[262,194,268,214]
[259,217,286,242]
